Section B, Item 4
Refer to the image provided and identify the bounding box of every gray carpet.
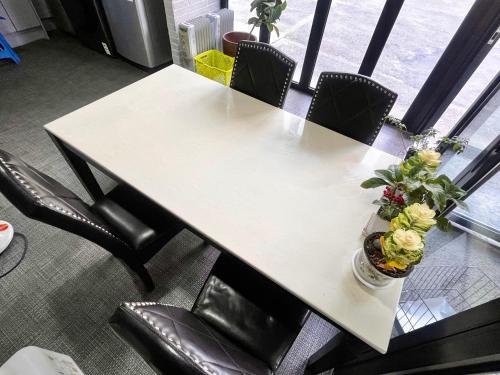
[0,33,337,374]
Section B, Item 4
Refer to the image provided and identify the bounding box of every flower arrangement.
[361,148,467,231]
[355,202,437,287]
[379,203,436,271]
[355,121,468,287]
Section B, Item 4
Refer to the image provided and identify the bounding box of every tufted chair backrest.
[307,72,397,145]
[193,254,310,371]
[0,149,127,254]
[230,41,296,109]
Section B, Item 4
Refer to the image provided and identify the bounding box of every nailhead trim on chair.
[124,302,218,375]
[307,72,396,146]
[230,41,295,108]
[0,156,126,244]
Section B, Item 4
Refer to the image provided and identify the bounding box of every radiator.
[179,9,234,70]
[179,16,213,70]
[207,8,234,51]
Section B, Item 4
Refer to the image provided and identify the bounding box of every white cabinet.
[1,0,41,31]
[0,0,48,47]
[0,3,16,34]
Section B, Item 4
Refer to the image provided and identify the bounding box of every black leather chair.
[307,72,397,145]
[110,254,310,375]
[0,149,184,290]
[230,41,296,109]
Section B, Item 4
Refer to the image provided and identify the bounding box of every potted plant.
[248,0,287,43]
[361,118,468,236]
[385,116,468,159]
[223,0,287,56]
[353,203,435,288]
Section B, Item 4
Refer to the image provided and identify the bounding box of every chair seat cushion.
[110,303,273,375]
[92,198,159,251]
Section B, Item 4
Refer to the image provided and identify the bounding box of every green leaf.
[405,179,423,191]
[434,174,453,186]
[436,216,451,232]
[270,6,282,20]
[360,178,388,189]
[247,17,259,25]
[423,182,444,195]
[389,164,403,182]
[408,164,424,178]
[372,199,387,206]
[375,169,396,184]
[266,22,273,32]
[250,0,261,11]
[273,24,280,36]
[433,192,447,211]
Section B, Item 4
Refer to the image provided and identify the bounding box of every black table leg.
[49,134,105,201]
[305,331,374,374]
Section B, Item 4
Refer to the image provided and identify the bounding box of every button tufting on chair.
[110,255,310,375]
[111,302,272,375]
[0,149,184,290]
[230,41,296,109]
[307,72,397,146]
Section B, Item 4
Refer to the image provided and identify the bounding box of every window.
[371,0,474,119]
[311,0,386,86]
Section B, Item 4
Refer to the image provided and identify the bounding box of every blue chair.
[0,16,20,64]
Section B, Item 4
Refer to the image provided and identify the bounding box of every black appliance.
[60,0,116,56]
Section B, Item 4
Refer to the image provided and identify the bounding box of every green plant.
[379,203,436,271]
[248,0,287,37]
[440,135,469,154]
[361,151,467,231]
[385,115,469,154]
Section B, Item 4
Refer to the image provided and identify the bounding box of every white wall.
[163,0,221,65]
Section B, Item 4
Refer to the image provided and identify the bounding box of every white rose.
[405,203,436,228]
[392,229,424,251]
[418,150,441,168]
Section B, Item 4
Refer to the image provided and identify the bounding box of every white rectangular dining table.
[45,64,403,355]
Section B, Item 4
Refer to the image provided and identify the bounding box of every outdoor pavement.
[230,0,499,134]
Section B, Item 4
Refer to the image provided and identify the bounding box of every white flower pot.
[362,212,390,237]
[0,221,14,254]
[352,248,395,289]
[352,232,412,289]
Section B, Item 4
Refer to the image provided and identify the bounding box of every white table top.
[45,64,403,353]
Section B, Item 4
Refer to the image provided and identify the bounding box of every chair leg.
[133,264,155,292]
[119,257,155,292]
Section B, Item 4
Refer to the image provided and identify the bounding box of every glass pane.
[439,87,500,181]
[440,88,500,235]
[372,0,474,119]
[434,43,500,134]
[229,0,316,82]
[453,172,500,234]
[395,170,500,335]
[393,83,500,336]
[311,0,386,86]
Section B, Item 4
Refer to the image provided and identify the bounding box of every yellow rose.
[418,150,441,168]
[404,203,437,228]
[392,229,424,251]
